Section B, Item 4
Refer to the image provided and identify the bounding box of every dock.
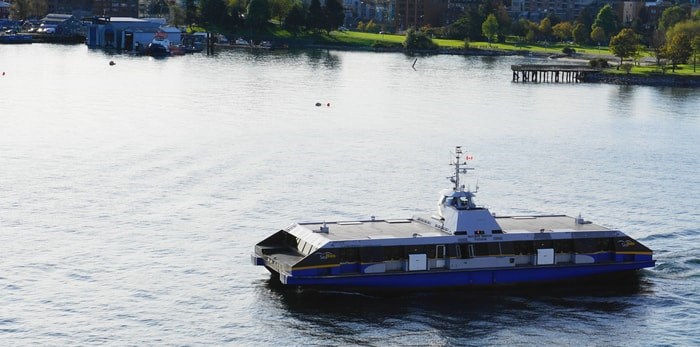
[511,64,602,83]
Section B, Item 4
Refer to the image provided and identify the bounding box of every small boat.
[234,38,251,47]
[146,31,171,57]
[0,31,33,44]
[252,146,655,291]
[256,41,272,50]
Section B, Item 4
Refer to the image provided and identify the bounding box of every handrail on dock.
[511,64,602,83]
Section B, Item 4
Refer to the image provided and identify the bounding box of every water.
[1,44,699,346]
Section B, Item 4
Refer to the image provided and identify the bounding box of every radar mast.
[449,146,473,192]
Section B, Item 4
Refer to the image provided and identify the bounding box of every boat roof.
[293,214,612,243]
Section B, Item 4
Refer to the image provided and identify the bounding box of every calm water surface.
[1,44,699,346]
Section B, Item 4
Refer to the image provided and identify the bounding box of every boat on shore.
[0,31,33,44]
[146,31,172,57]
[252,146,655,291]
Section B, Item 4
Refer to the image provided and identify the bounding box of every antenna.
[449,146,473,191]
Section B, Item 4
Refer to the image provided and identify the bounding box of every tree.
[365,20,378,33]
[590,26,606,46]
[692,35,700,72]
[665,20,700,44]
[539,17,553,42]
[247,0,270,32]
[510,18,528,41]
[169,4,187,26]
[269,0,292,22]
[324,0,344,32]
[482,14,499,46]
[609,28,640,67]
[572,22,589,44]
[659,6,688,32]
[665,32,692,72]
[403,28,438,50]
[10,0,48,19]
[284,2,306,33]
[592,4,618,42]
[525,21,539,43]
[650,29,666,67]
[185,0,197,25]
[576,6,595,31]
[306,0,323,31]
[447,16,474,40]
[198,0,229,27]
[552,21,573,42]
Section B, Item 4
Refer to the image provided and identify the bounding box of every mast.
[449,146,473,192]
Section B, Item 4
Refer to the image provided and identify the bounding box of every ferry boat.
[252,147,655,290]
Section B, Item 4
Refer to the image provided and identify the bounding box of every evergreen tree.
[307,0,324,31]
[572,22,589,44]
[247,0,270,32]
[284,2,306,33]
[185,0,197,24]
[324,0,344,32]
[592,4,618,42]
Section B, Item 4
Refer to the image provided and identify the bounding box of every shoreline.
[301,43,700,87]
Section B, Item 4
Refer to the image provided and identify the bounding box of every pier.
[511,65,602,83]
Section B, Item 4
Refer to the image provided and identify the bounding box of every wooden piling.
[511,65,602,83]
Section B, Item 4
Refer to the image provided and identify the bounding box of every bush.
[589,58,610,68]
[403,28,438,50]
[562,47,576,55]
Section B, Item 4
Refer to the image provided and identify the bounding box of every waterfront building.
[86,16,180,51]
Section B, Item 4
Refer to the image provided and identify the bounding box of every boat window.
[337,248,359,263]
[459,244,470,258]
[456,197,470,210]
[404,245,427,255]
[554,239,573,253]
[473,243,490,256]
[598,238,612,251]
[488,243,500,255]
[500,242,515,255]
[513,241,534,255]
[360,247,384,263]
[573,238,598,253]
[384,246,403,260]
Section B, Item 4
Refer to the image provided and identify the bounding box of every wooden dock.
[511,65,602,83]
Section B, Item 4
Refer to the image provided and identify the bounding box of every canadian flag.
[466,155,474,160]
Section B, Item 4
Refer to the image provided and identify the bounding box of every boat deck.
[295,214,611,242]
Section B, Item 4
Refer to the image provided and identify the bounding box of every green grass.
[605,63,700,76]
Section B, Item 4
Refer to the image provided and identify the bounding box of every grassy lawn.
[605,63,700,76]
[251,29,700,77]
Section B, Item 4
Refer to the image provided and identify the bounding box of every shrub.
[562,47,576,55]
[589,58,610,68]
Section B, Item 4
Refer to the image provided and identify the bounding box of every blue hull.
[280,261,655,289]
